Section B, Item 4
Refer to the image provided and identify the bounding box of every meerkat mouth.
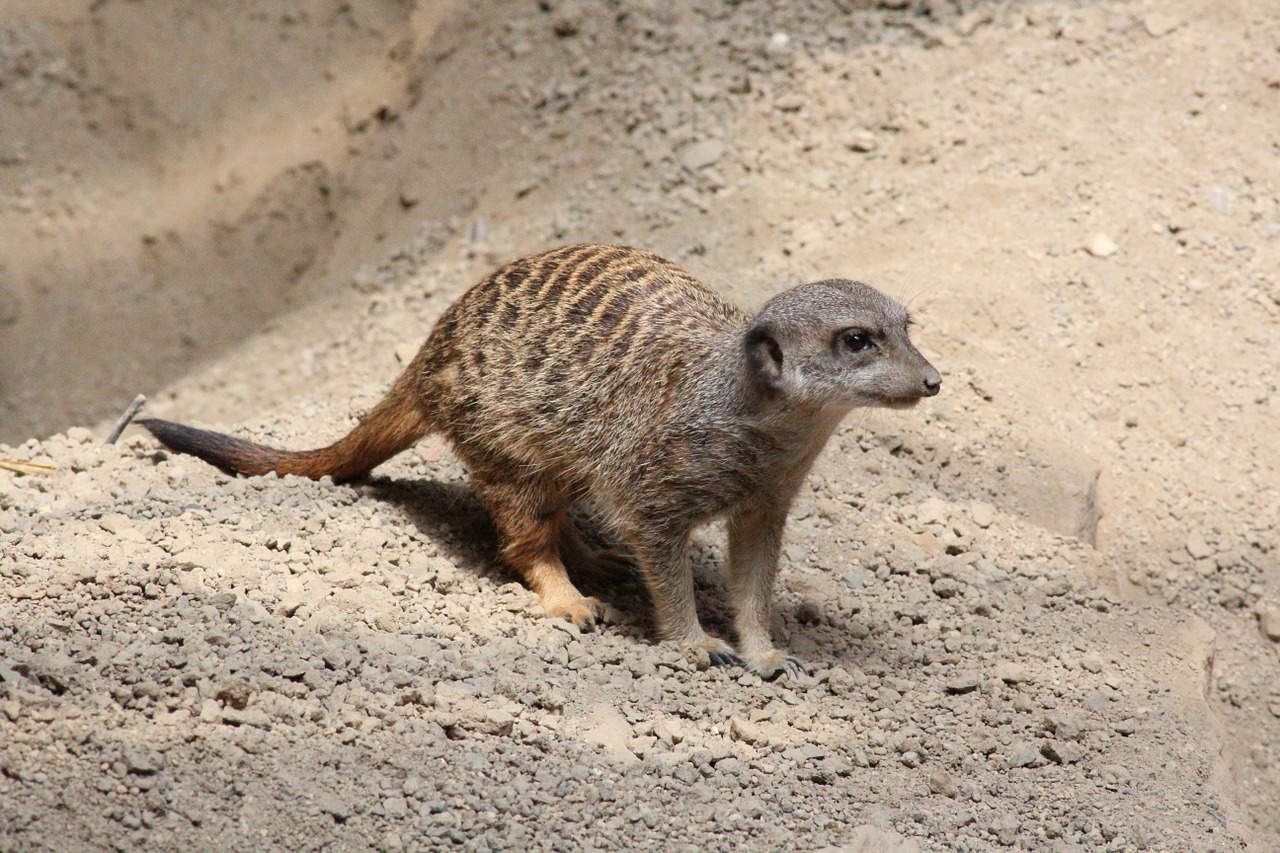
[877,393,924,410]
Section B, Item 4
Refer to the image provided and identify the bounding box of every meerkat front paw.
[678,635,743,669]
[743,648,808,680]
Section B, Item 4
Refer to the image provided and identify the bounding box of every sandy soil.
[2,0,1278,850]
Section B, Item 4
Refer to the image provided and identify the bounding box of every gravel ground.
[2,0,1278,850]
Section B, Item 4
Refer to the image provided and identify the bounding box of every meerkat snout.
[921,364,942,397]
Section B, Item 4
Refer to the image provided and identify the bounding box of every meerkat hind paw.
[541,594,606,631]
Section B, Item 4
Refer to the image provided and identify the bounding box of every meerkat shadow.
[361,476,653,631]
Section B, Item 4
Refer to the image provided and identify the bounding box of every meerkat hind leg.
[478,478,604,631]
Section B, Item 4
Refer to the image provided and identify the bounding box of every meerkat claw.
[782,657,808,678]
[709,650,743,668]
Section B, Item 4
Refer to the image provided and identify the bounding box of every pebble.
[582,704,638,765]
[729,716,769,747]
[970,502,995,529]
[1258,605,1280,642]
[1142,12,1182,38]
[680,139,725,171]
[842,569,874,589]
[1007,742,1042,768]
[945,673,981,694]
[932,578,961,598]
[1079,651,1105,673]
[315,791,351,822]
[1040,740,1082,765]
[122,745,164,775]
[1185,533,1213,560]
[994,662,1029,684]
[1085,233,1118,257]
[915,497,949,527]
[926,769,958,797]
[847,130,878,153]
[1044,711,1086,741]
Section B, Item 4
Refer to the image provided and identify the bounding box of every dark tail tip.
[137,418,273,476]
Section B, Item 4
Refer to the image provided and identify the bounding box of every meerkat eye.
[841,331,875,353]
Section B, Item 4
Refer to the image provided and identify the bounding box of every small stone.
[1007,742,1041,768]
[916,497,949,526]
[994,661,1029,684]
[216,678,252,710]
[970,501,995,529]
[199,699,222,724]
[1085,233,1118,257]
[1040,740,1083,765]
[315,791,351,822]
[653,718,685,745]
[841,569,874,589]
[991,814,1022,846]
[932,577,961,598]
[1079,651,1105,673]
[764,31,790,56]
[715,756,744,775]
[680,139,725,171]
[945,673,981,694]
[775,94,805,112]
[582,704,638,765]
[730,716,768,746]
[926,768,958,797]
[1041,576,1071,597]
[1185,533,1213,560]
[2,702,18,722]
[847,130,878,152]
[122,745,164,775]
[474,708,514,737]
[1257,605,1280,642]
[1113,718,1138,736]
[1044,711,1086,741]
[1142,12,1182,37]
[221,708,271,729]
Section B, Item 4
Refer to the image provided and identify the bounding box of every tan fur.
[141,244,941,677]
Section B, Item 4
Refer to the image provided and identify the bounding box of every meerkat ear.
[744,324,785,388]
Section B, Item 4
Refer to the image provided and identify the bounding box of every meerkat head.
[743,279,941,412]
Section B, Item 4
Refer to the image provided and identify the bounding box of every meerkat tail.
[138,375,430,483]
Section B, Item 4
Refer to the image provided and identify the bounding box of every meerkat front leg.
[727,505,805,678]
[629,527,738,666]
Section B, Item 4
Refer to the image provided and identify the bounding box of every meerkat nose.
[921,367,942,397]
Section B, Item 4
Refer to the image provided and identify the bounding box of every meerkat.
[140,244,940,677]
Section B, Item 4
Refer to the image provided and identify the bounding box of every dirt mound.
[2,0,1278,850]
